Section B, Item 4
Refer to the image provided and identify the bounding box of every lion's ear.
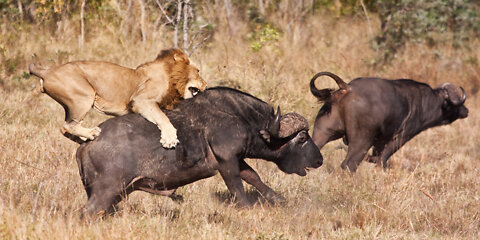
[173,53,190,65]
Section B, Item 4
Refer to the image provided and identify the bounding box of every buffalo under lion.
[76,87,323,217]
[29,48,207,148]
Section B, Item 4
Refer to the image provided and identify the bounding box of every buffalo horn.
[456,87,466,105]
[278,113,309,138]
[444,83,466,106]
[269,106,281,137]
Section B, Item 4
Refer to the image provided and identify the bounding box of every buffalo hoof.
[169,193,184,202]
[265,192,286,205]
[234,200,253,209]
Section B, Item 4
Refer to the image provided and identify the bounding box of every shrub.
[374,0,480,62]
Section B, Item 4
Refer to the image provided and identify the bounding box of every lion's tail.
[29,63,46,93]
[310,72,349,101]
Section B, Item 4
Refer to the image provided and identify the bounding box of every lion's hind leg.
[41,67,101,141]
[61,121,101,141]
[93,95,130,116]
[60,94,101,141]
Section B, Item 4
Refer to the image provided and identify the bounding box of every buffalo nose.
[316,154,323,167]
[460,107,469,118]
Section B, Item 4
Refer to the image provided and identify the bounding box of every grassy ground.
[1,13,479,239]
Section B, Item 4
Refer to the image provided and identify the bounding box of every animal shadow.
[213,188,280,207]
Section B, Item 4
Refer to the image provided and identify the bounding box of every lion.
[29,48,207,148]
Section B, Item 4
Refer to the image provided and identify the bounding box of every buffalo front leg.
[239,160,285,204]
[365,141,387,166]
[217,158,250,208]
[378,135,413,168]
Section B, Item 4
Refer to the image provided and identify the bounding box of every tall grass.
[1,11,479,239]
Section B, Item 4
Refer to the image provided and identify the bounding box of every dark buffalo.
[76,87,323,217]
[309,72,468,172]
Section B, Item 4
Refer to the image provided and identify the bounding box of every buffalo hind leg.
[239,160,285,204]
[341,134,374,172]
[311,108,345,150]
[83,179,126,220]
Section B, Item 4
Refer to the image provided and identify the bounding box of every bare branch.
[113,0,123,16]
[17,0,23,20]
[173,0,182,48]
[360,0,374,39]
[189,34,211,56]
[186,23,209,49]
[183,0,190,50]
[138,0,147,44]
[155,0,174,24]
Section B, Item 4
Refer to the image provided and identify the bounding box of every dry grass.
[1,13,479,239]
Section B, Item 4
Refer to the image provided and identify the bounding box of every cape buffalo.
[309,72,468,172]
[76,87,323,217]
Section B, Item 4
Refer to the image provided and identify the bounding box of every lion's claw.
[160,137,179,148]
[84,127,101,140]
[160,127,179,148]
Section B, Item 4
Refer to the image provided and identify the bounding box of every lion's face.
[183,65,207,99]
[156,48,207,101]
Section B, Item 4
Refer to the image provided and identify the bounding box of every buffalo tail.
[310,72,348,101]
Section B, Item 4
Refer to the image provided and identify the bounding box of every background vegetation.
[1,0,479,239]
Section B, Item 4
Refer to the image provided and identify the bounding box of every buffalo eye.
[297,131,308,144]
[189,87,200,96]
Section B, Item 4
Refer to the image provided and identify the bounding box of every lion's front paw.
[91,127,102,138]
[85,127,102,140]
[160,127,179,148]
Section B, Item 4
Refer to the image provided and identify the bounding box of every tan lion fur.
[29,48,207,148]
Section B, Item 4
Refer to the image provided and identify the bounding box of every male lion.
[29,48,207,148]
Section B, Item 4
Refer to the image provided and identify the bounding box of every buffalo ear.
[259,130,271,143]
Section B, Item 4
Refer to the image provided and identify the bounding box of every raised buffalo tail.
[310,72,349,101]
[28,63,46,93]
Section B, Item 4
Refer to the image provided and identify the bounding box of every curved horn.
[453,87,466,106]
[277,113,310,138]
[269,106,281,137]
[443,84,466,106]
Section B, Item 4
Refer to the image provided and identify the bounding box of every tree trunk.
[174,0,182,48]
[223,0,233,36]
[79,0,86,48]
[183,0,190,51]
[258,0,265,17]
[138,0,147,44]
[17,0,23,20]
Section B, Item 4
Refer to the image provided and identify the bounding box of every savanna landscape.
[1,0,479,239]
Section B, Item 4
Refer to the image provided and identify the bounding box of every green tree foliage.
[375,0,480,62]
[0,0,478,64]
